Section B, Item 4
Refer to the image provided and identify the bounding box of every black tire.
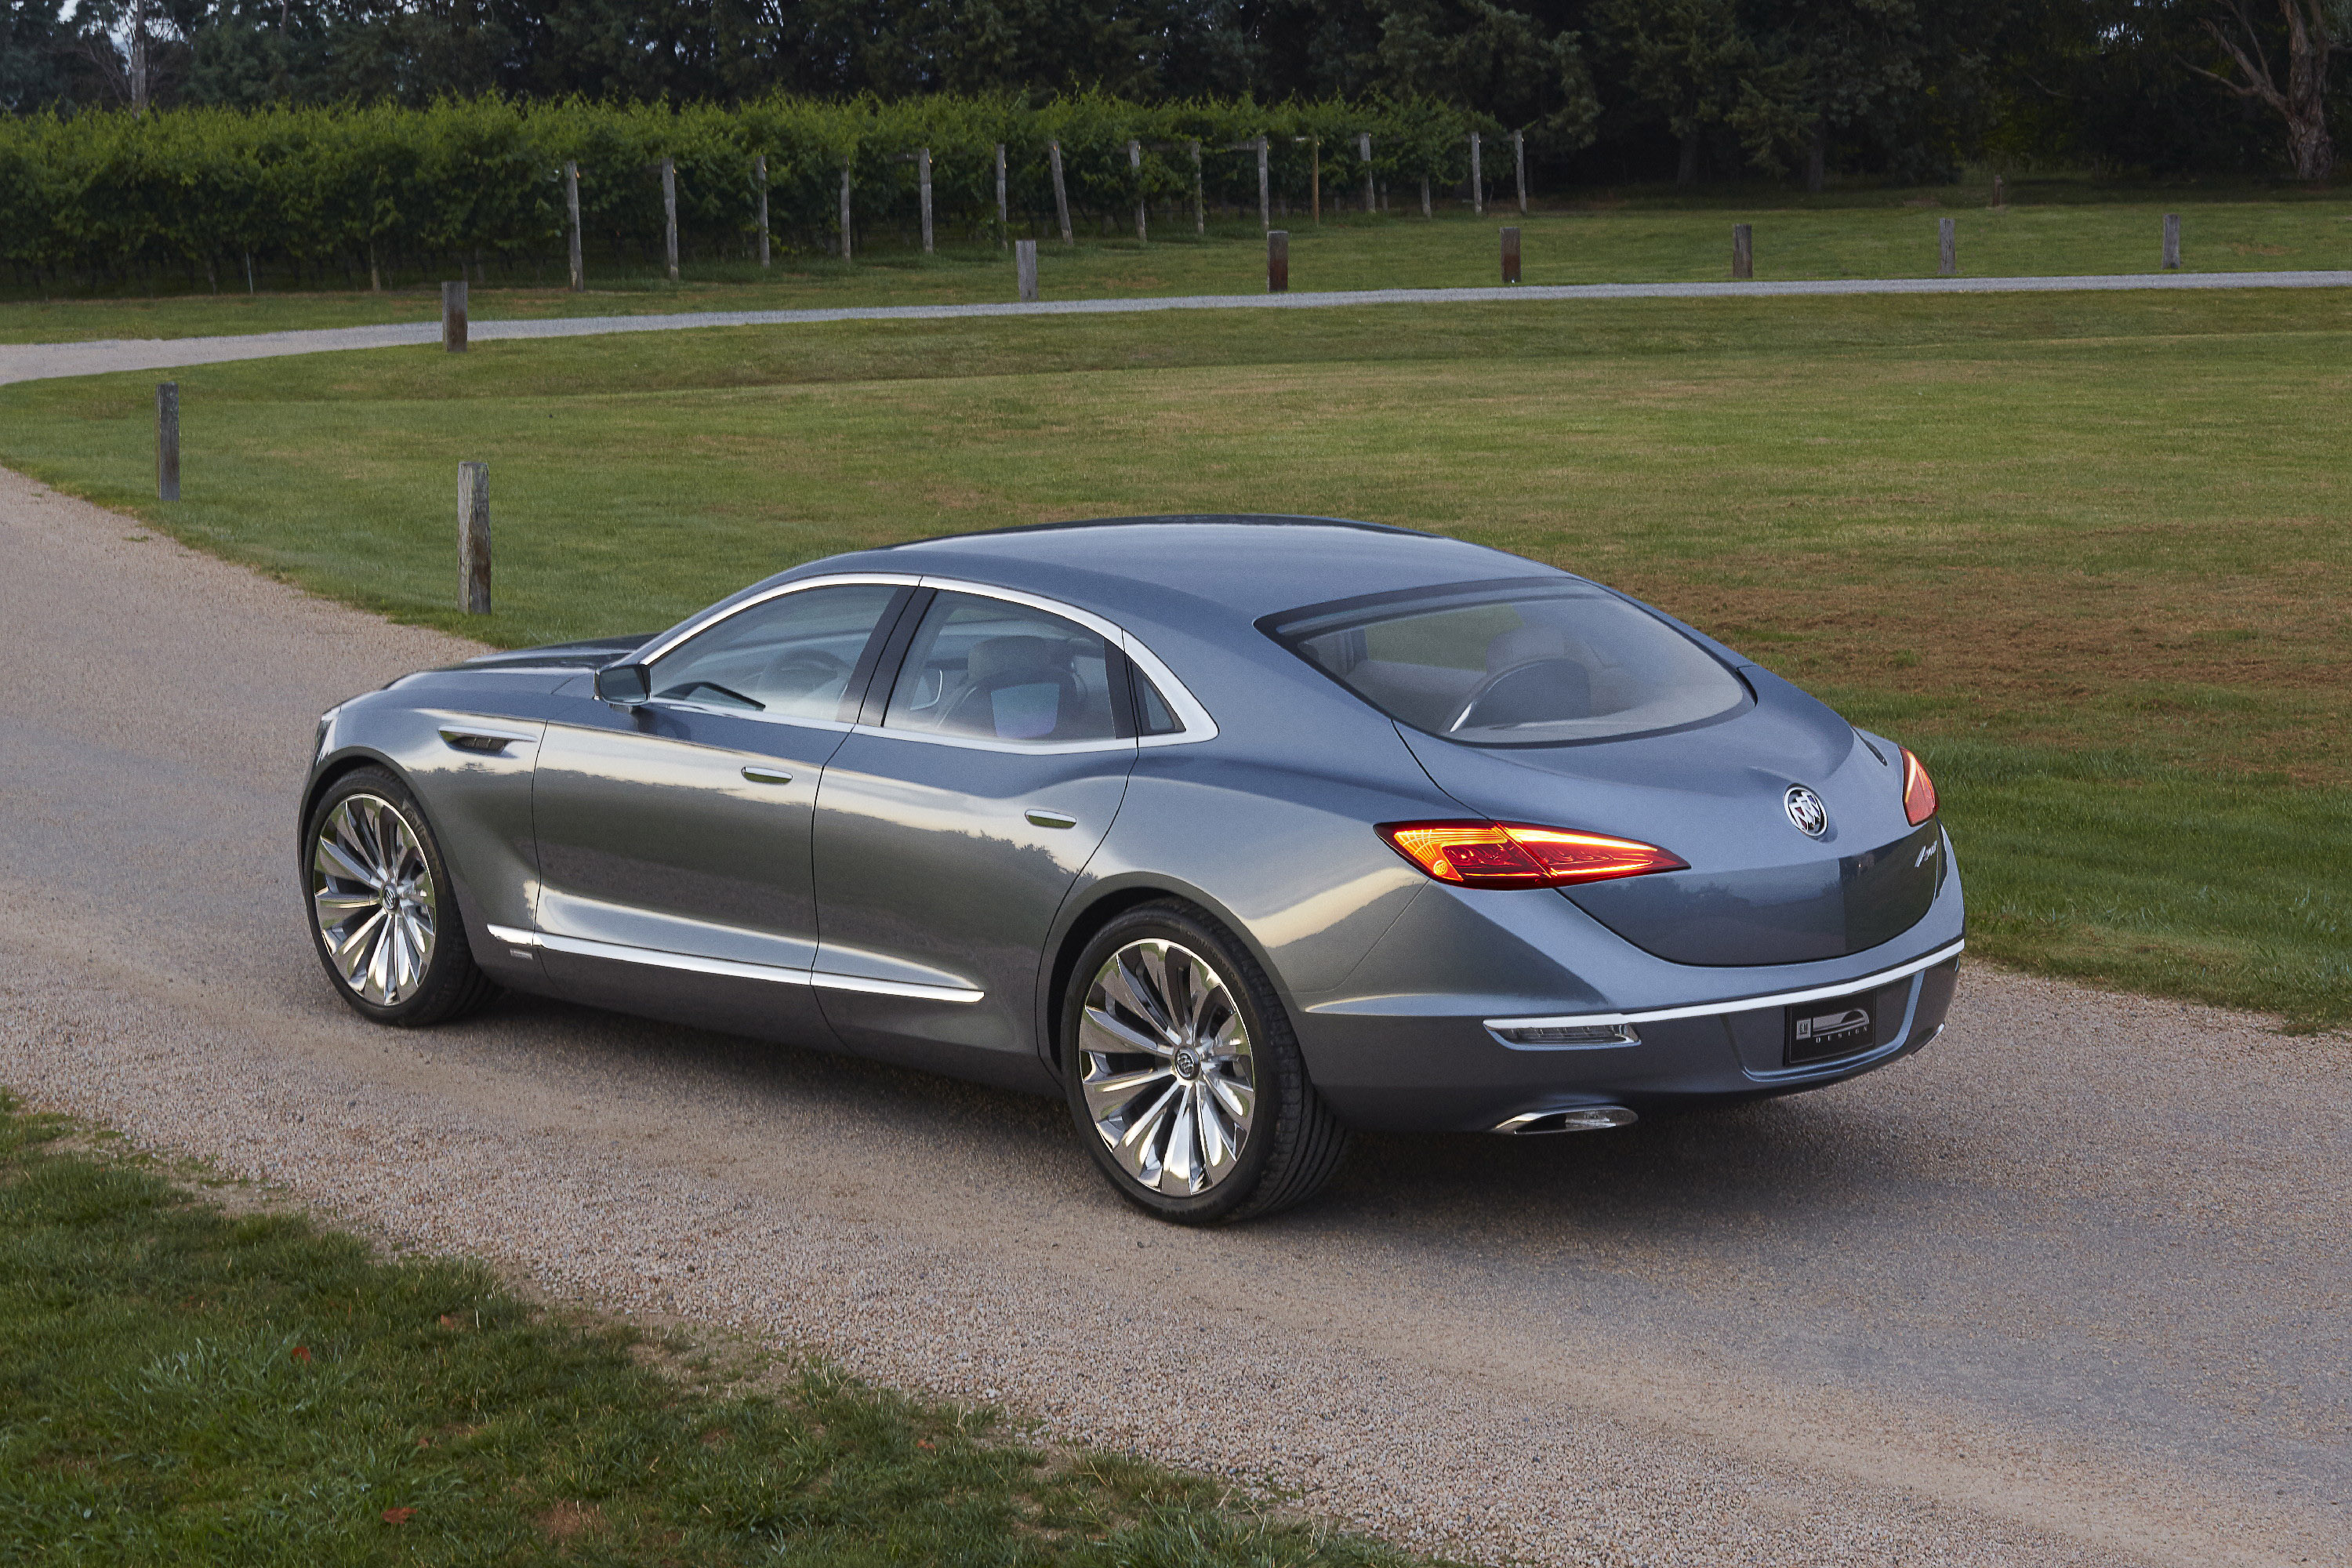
[1061,900,1348,1225]
[303,765,497,1028]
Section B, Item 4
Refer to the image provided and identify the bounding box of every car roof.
[808,515,1573,626]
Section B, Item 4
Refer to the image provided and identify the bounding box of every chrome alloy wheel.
[1078,938,1258,1196]
[310,793,438,1007]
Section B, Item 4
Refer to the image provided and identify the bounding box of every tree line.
[3,2,2344,185]
[0,93,1498,293]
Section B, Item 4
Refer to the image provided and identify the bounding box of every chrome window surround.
[1483,938,1964,1036]
[622,572,1218,754]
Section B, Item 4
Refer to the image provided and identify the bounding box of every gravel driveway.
[2,464,2344,1566]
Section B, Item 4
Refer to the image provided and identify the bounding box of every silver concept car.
[302,517,1962,1222]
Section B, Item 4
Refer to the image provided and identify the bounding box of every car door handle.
[1025,809,1078,829]
[741,766,793,785]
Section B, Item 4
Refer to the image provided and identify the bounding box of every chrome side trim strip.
[804,969,985,1002]
[484,924,985,1004]
[1484,938,1965,1031]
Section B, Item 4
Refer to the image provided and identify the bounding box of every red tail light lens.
[1901,748,1938,826]
[1378,821,1687,890]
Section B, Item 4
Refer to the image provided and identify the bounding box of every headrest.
[1485,625,1573,673]
[967,635,1066,682]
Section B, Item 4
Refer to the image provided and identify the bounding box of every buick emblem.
[1784,785,1829,838]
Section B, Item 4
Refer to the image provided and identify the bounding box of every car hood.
[1396,666,1944,967]
[456,634,659,672]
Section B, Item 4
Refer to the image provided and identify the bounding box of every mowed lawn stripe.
[2,291,2343,1025]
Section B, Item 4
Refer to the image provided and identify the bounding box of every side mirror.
[594,662,651,706]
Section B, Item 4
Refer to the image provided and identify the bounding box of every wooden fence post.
[1992,173,2005,208]
[1309,136,1320,223]
[660,156,678,283]
[1501,226,1520,285]
[1513,129,1526,213]
[1470,132,1483,216]
[1267,229,1288,292]
[1420,175,1431,219]
[840,159,853,260]
[563,161,583,291]
[1359,133,1374,214]
[155,382,179,501]
[996,143,1009,246]
[2162,212,2181,270]
[1130,140,1145,241]
[916,147,934,255]
[457,463,490,615]
[755,154,771,268]
[1257,136,1271,232]
[1732,223,1753,279]
[441,280,467,350]
[1191,140,1204,236]
[1049,141,1073,244]
[1938,216,1956,276]
[1016,238,1038,302]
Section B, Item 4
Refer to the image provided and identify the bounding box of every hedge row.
[1,93,1500,291]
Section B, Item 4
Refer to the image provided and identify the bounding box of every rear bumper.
[1299,949,1962,1133]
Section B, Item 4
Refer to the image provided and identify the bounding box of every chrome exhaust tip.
[1493,1105,1639,1135]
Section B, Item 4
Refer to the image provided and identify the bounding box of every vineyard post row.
[0,94,1506,295]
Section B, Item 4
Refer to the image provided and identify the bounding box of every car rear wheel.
[305,767,495,1027]
[1062,902,1348,1224]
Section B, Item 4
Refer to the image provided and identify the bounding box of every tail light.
[1378,821,1686,890]
[1900,748,1938,826]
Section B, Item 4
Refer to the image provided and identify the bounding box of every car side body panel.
[811,730,1134,1092]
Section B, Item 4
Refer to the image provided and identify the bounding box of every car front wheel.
[304,766,495,1027]
[1062,902,1348,1224]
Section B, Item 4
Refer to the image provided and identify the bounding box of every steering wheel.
[1449,657,1592,731]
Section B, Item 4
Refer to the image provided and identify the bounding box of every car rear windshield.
[1268,581,1750,746]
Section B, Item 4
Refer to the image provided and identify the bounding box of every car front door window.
[652,583,905,721]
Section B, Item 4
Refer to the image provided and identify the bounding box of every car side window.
[1131,669,1184,737]
[883,592,1119,743]
[649,583,902,721]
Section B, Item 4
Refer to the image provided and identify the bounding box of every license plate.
[1785,993,1877,1065]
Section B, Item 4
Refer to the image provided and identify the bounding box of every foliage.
[9,0,2350,188]
[0,94,1492,292]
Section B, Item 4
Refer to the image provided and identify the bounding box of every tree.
[1370,0,1598,151]
[1599,0,1782,183]
[1744,0,1927,191]
[55,0,204,111]
[2187,0,2342,179]
[1,1,91,112]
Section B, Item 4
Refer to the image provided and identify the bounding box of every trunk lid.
[1398,668,1943,966]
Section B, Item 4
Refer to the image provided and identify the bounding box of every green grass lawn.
[2,287,2346,1027]
[3,178,2347,345]
[0,1095,1432,1566]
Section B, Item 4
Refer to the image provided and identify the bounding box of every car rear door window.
[882,593,1119,743]
[649,583,903,720]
